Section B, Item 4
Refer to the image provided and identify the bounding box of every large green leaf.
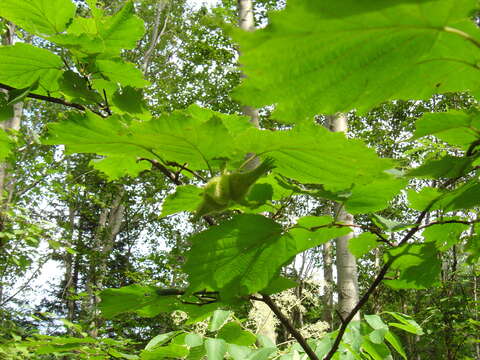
[384,242,441,289]
[233,0,480,122]
[0,43,63,90]
[236,123,395,189]
[99,285,180,319]
[183,214,348,297]
[413,109,480,150]
[44,106,248,177]
[0,0,75,35]
[408,155,474,179]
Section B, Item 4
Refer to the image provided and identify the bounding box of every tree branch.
[259,294,319,360]
[0,83,107,117]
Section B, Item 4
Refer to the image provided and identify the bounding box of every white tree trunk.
[328,114,360,321]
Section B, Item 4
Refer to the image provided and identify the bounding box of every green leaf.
[236,124,395,189]
[161,186,203,217]
[227,344,252,360]
[408,155,474,179]
[112,87,150,119]
[348,233,378,258]
[95,60,149,88]
[99,285,180,319]
[382,312,423,335]
[141,344,189,360]
[364,314,388,331]
[90,156,151,181]
[0,0,75,35]
[361,338,391,360]
[217,322,256,346]
[96,1,145,54]
[184,214,350,297]
[58,71,103,104]
[184,334,203,348]
[204,338,227,360]
[407,187,442,211]
[234,0,480,121]
[344,178,407,214]
[372,214,411,232]
[260,276,297,295]
[422,220,469,251]
[209,310,231,332]
[44,106,244,173]
[145,332,180,351]
[0,43,63,90]
[0,129,13,161]
[413,109,480,149]
[435,180,480,211]
[244,348,277,360]
[384,242,441,289]
[384,331,407,359]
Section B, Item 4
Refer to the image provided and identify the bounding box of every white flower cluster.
[171,310,189,326]
[299,321,329,339]
[246,300,280,333]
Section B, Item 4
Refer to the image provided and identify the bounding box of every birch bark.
[328,114,360,321]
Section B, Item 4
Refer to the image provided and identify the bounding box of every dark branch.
[259,294,319,360]
[0,83,107,117]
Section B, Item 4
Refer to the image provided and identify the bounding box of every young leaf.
[184,214,349,297]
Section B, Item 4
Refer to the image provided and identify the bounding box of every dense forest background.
[0,0,479,359]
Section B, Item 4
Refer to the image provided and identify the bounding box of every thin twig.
[417,218,480,231]
[0,83,107,118]
[259,294,319,360]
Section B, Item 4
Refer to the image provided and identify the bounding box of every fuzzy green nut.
[195,158,275,218]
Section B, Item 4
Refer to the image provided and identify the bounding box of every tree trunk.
[328,114,360,322]
[0,23,23,307]
[322,241,334,327]
[85,188,125,337]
